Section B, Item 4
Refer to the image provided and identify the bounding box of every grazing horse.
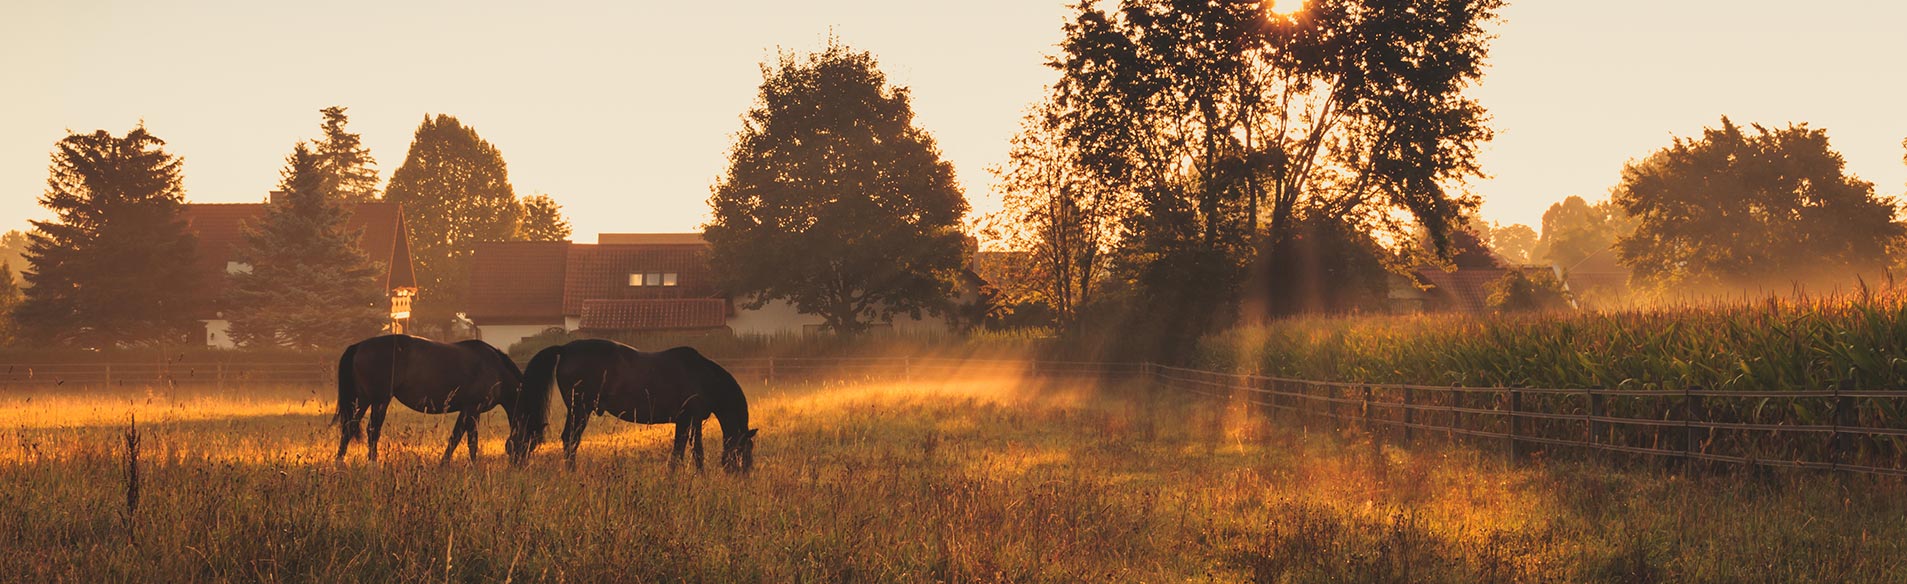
[333,335,551,464]
[519,339,757,473]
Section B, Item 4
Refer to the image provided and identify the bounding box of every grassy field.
[2,367,1905,582]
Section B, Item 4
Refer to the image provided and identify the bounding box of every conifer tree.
[518,194,572,241]
[224,144,387,349]
[0,262,18,345]
[17,127,201,347]
[384,114,521,326]
[314,106,381,202]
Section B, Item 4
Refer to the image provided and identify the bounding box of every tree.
[1476,221,1538,265]
[1533,196,1632,272]
[223,144,388,349]
[1486,270,1570,313]
[706,41,970,335]
[985,101,1114,328]
[1045,0,1501,347]
[384,114,522,326]
[0,262,18,345]
[1613,118,1902,290]
[313,106,381,202]
[0,231,27,286]
[517,194,572,242]
[16,127,202,347]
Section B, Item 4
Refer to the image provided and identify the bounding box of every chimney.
[268,190,286,205]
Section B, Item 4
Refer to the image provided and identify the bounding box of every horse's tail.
[517,344,563,439]
[334,343,359,439]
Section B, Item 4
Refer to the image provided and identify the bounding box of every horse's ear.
[746,428,759,439]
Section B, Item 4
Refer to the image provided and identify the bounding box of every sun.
[1267,0,1304,16]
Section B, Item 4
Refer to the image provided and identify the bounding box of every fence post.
[767,357,777,388]
[903,357,912,381]
[1509,388,1525,463]
[1447,387,1461,443]
[216,363,225,392]
[1361,385,1373,432]
[1832,379,1856,471]
[1402,386,1416,446]
[1327,385,1340,430]
[1589,388,1607,460]
[1683,386,1706,471]
[105,364,112,388]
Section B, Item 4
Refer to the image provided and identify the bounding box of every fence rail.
[1147,364,1907,479]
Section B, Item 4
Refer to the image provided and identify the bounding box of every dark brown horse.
[334,335,550,464]
[519,339,757,473]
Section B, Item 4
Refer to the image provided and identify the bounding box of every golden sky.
[1,0,1903,241]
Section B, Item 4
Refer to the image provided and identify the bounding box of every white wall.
[478,323,563,352]
[728,298,825,336]
[202,319,235,349]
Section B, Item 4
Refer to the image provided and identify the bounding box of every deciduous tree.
[1613,118,1902,290]
[224,144,388,349]
[985,102,1114,328]
[706,41,970,335]
[17,127,202,347]
[384,114,521,326]
[517,194,572,242]
[1045,0,1501,344]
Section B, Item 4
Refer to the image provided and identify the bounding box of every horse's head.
[721,428,759,474]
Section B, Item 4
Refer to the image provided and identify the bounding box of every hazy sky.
[2,1,1903,241]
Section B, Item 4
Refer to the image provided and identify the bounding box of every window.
[630,272,682,287]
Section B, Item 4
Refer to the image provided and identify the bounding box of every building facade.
[180,198,417,347]
[467,233,969,350]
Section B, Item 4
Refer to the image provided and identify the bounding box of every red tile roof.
[596,233,707,245]
[578,299,729,331]
[467,241,571,322]
[180,202,413,318]
[562,243,719,314]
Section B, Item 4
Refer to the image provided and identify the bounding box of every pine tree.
[17,127,202,347]
[518,194,572,241]
[0,262,18,345]
[224,144,388,349]
[313,106,381,202]
[384,114,521,326]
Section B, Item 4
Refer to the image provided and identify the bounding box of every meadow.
[2,364,1905,582]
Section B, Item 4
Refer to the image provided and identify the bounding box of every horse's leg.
[335,402,363,461]
[465,413,480,463]
[561,407,590,471]
[366,402,389,463]
[670,421,691,472]
[690,419,706,472]
[441,412,471,465]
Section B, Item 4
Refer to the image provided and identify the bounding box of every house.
[1391,264,1561,313]
[466,233,975,350]
[180,197,417,347]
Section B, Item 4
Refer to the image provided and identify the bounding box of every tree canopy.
[16,127,202,347]
[517,194,572,242]
[313,106,380,202]
[223,144,388,349]
[1021,0,1499,346]
[1613,118,1902,291]
[705,41,970,335]
[383,114,521,326]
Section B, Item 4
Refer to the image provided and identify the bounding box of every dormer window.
[629,272,679,287]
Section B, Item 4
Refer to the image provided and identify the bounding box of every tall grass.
[4,375,1906,581]
[1198,293,1907,391]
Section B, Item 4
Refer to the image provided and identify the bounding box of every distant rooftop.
[597,233,707,246]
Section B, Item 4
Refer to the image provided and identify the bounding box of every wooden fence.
[1147,364,1907,478]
